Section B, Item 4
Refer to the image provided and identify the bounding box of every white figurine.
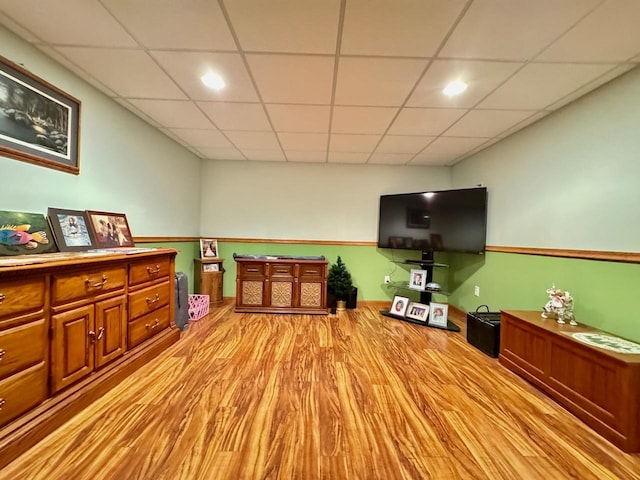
[542,285,577,325]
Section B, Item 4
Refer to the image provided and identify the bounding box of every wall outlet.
[384,275,390,284]
[474,285,480,297]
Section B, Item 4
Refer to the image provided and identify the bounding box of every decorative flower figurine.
[541,285,577,325]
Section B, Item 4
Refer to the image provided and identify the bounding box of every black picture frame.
[47,208,96,252]
[0,54,80,174]
[86,210,135,248]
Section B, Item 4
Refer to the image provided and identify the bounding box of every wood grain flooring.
[1,302,639,479]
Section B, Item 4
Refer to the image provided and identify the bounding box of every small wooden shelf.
[194,258,224,307]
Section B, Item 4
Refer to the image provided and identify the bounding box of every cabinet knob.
[146,264,161,275]
[145,319,160,330]
[0,349,5,360]
[146,293,160,304]
[0,399,5,410]
[88,330,96,343]
[96,327,105,341]
[85,274,108,288]
[0,293,5,304]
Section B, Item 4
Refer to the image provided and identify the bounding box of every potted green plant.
[327,256,354,311]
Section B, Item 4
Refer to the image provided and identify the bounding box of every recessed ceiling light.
[201,72,225,91]
[443,80,468,97]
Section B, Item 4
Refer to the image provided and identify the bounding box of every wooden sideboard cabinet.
[500,310,640,453]
[0,248,180,469]
[235,257,328,314]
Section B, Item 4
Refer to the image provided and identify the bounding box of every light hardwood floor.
[1,302,639,479]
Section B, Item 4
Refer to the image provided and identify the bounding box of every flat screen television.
[377,187,487,254]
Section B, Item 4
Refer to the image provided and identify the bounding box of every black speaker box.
[466,309,501,358]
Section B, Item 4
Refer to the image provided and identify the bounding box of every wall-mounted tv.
[377,187,487,254]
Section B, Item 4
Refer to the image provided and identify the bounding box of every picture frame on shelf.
[203,263,219,272]
[0,54,81,175]
[200,238,218,258]
[389,295,410,317]
[406,302,429,323]
[86,210,134,248]
[409,268,427,290]
[429,302,449,328]
[47,208,96,252]
[0,210,57,256]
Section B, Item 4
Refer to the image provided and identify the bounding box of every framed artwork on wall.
[0,54,81,174]
[200,238,218,258]
[47,208,95,251]
[86,210,134,248]
[0,210,57,256]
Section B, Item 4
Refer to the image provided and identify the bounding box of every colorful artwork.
[0,210,57,256]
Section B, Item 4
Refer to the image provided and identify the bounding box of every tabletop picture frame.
[0,54,81,175]
[429,302,449,328]
[409,268,427,290]
[47,208,96,252]
[200,238,218,258]
[406,302,430,323]
[389,295,410,317]
[86,210,134,248]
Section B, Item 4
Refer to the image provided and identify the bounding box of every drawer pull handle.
[0,349,5,360]
[97,327,105,341]
[85,274,108,288]
[147,264,161,275]
[146,294,160,304]
[247,268,258,272]
[88,330,96,343]
[0,293,4,304]
[145,319,160,330]
[0,399,5,410]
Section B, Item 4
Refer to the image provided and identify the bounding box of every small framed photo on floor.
[406,302,429,323]
[429,302,449,328]
[409,268,427,290]
[389,295,410,317]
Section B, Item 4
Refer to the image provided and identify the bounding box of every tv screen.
[377,187,487,254]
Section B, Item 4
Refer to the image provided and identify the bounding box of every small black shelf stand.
[381,250,460,332]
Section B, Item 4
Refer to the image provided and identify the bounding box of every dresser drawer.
[52,266,126,305]
[239,263,265,277]
[0,319,47,380]
[299,264,324,277]
[0,277,45,320]
[0,362,47,428]
[127,305,170,350]
[269,264,294,277]
[128,281,170,320]
[129,257,171,286]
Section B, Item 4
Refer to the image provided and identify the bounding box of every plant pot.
[336,300,347,311]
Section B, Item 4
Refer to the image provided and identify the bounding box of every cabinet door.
[51,305,94,393]
[268,263,294,308]
[95,296,126,369]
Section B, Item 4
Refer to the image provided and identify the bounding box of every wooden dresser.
[0,249,179,468]
[235,256,328,314]
[500,310,640,452]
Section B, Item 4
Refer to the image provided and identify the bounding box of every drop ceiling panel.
[246,54,334,104]
[102,0,236,50]
[198,103,272,131]
[54,47,186,99]
[331,106,398,134]
[225,131,281,150]
[266,105,330,133]
[225,0,341,54]
[536,0,640,63]
[407,60,523,108]
[375,135,433,154]
[440,0,602,60]
[389,108,467,135]
[198,147,246,161]
[284,151,327,163]
[478,63,614,110]
[497,111,548,138]
[151,51,258,102]
[329,134,381,152]
[242,149,286,162]
[368,153,414,165]
[128,100,213,129]
[410,137,487,165]
[168,129,233,149]
[341,0,466,56]
[444,110,535,138]
[335,57,427,106]
[278,133,328,151]
[0,0,137,47]
[328,152,370,163]
[0,12,40,42]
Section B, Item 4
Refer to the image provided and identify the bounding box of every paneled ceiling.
[1,0,639,166]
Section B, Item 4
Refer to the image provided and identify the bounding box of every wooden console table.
[235,256,328,314]
[499,310,640,452]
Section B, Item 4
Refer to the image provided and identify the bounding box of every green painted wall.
[447,251,640,343]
